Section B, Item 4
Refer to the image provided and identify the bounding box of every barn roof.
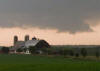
[25,40,40,48]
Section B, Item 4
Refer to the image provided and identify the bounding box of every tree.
[16,48,23,52]
[47,48,53,55]
[69,50,74,56]
[64,49,69,57]
[59,49,64,55]
[59,49,68,57]
[81,48,87,58]
[75,53,79,58]
[96,51,99,58]
[23,48,27,52]
[29,46,37,54]
[1,47,9,54]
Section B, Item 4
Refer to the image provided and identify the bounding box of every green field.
[0,54,100,71]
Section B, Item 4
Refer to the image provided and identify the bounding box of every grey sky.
[0,0,100,33]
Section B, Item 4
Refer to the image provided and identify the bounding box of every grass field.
[0,54,100,71]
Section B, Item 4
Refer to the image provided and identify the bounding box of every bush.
[1,47,9,54]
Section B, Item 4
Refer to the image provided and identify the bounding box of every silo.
[25,35,29,41]
[14,35,18,45]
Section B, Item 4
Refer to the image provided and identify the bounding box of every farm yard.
[0,54,100,71]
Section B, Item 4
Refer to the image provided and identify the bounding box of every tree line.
[1,46,100,59]
[28,46,100,59]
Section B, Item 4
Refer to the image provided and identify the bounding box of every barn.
[10,36,50,54]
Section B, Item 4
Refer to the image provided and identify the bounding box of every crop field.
[0,54,100,71]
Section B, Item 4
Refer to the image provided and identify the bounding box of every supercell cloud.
[0,0,100,33]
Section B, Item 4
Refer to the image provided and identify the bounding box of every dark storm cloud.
[0,0,100,33]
